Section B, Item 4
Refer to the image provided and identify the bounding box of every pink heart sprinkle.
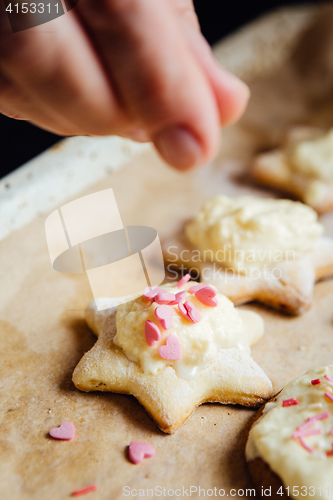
[188,284,207,294]
[158,335,182,360]
[145,320,161,346]
[155,305,173,330]
[49,421,75,440]
[169,290,187,305]
[195,286,218,307]
[129,441,155,464]
[178,301,201,323]
[155,292,175,305]
[176,273,191,288]
[143,287,165,302]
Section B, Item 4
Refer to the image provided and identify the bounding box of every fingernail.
[218,67,250,99]
[154,126,203,170]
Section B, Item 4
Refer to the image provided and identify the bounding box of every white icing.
[113,282,264,380]
[290,129,333,181]
[185,196,323,273]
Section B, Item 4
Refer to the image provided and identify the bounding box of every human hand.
[0,0,249,169]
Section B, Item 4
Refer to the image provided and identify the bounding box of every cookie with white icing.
[72,279,272,433]
[246,366,333,500]
[163,195,333,314]
[252,127,333,213]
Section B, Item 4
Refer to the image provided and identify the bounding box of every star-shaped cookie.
[72,293,272,434]
[252,126,333,213]
[246,366,333,498]
[163,231,333,315]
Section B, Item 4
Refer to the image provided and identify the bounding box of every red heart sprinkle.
[178,301,201,323]
[49,421,75,440]
[158,335,182,360]
[155,292,175,305]
[145,320,161,346]
[155,305,173,330]
[195,286,218,307]
[129,441,155,464]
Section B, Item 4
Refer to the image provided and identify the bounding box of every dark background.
[0,0,315,179]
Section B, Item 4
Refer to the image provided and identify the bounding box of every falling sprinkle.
[325,375,333,383]
[282,397,299,407]
[71,485,97,497]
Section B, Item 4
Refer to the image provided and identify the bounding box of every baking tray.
[2,5,333,499]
